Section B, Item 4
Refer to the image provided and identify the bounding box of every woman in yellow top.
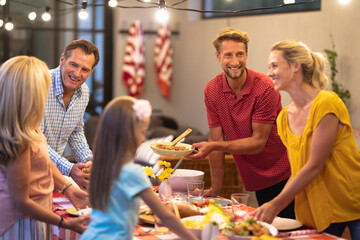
[251,40,360,238]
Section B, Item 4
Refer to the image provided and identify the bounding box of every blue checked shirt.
[40,66,93,175]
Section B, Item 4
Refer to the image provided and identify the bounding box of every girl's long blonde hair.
[89,96,139,211]
[271,40,328,89]
[0,56,51,165]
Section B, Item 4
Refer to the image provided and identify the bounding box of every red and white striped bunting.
[122,20,145,97]
[154,24,173,100]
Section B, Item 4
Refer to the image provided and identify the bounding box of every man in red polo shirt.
[188,27,294,219]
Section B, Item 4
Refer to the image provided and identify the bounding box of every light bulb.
[108,0,117,7]
[0,19,3,27]
[28,12,37,21]
[339,0,350,4]
[42,12,51,21]
[143,0,151,2]
[0,0,6,6]
[79,9,88,19]
[283,0,295,4]
[42,7,51,21]
[5,22,14,31]
[156,8,169,23]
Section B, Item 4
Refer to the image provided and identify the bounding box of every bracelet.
[61,182,72,194]
[58,216,64,228]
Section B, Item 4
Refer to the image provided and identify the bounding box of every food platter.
[138,214,155,225]
[203,197,231,207]
[138,207,155,225]
[222,221,278,240]
[271,217,303,231]
[150,142,194,157]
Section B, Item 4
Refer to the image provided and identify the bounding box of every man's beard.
[225,67,244,81]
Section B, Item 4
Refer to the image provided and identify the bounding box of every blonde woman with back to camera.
[0,56,89,239]
[251,40,360,238]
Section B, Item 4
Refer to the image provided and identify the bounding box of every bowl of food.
[181,215,205,239]
[150,142,194,157]
[168,169,204,192]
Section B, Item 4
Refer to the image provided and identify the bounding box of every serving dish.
[168,169,204,192]
[181,215,206,239]
[150,142,194,157]
[222,221,278,240]
[271,217,303,231]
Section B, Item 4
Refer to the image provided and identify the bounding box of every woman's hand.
[63,214,90,233]
[250,202,279,224]
[66,186,89,210]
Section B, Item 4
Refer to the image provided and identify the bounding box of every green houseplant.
[324,35,350,103]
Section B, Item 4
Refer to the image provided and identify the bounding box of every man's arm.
[48,145,90,190]
[204,126,225,197]
[190,121,273,159]
[48,145,74,175]
[68,119,93,163]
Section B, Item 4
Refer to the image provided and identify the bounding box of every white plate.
[222,222,278,240]
[203,197,231,207]
[150,142,194,157]
[271,217,303,231]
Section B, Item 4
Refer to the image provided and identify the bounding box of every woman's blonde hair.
[0,56,51,165]
[89,96,139,211]
[271,40,328,89]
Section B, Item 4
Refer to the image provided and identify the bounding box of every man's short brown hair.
[63,39,100,69]
[213,27,250,54]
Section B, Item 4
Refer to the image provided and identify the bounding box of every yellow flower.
[158,160,171,168]
[144,167,154,178]
[156,161,174,180]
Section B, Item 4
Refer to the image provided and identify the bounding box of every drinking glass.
[231,193,250,220]
[187,180,204,202]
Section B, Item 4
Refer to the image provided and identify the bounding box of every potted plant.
[324,34,350,103]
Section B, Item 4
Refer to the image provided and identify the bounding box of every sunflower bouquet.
[143,160,173,181]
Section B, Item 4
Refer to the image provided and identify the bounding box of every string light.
[156,8,169,23]
[28,12,37,21]
[0,19,3,27]
[5,18,14,31]
[42,6,51,21]
[339,0,350,4]
[0,0,322,26]
[108,0,117,8]
[156,0,169,23]
[79,1,89,20]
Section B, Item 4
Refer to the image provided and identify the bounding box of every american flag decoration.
[154,24,173,100]
[122,21,145,97]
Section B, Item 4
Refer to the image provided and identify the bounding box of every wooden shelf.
[162,154,242,199]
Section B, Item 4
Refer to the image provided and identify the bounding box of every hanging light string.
[0,0,321,30]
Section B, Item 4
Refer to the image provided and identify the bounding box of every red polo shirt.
[204,69,291,191]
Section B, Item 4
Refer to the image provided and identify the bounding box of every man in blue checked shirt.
[41,39,99,190]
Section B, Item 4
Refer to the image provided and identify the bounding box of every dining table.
[52,191,347,240]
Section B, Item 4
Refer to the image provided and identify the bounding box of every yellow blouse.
[277,90,360,231]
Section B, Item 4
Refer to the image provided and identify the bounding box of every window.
[202,0,321,19]
[0,0,113,119]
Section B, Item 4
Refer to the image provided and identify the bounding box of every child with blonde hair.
[81,96,198,239]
